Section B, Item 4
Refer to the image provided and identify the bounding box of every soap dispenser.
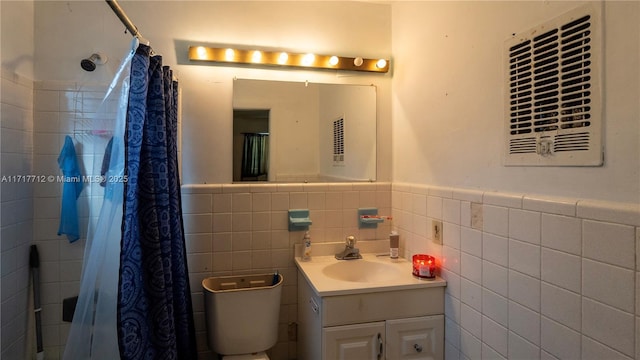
[301,231,312,261]
[389,231,399,259]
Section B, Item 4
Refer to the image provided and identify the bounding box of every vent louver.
[504,4,602,166]
[333,118,344,162]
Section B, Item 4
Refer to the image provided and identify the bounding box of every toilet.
[203,273,283,359]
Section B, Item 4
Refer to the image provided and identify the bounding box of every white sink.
[294,246,446,296]
[321,260,404,283]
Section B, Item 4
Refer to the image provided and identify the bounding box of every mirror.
[232,79,377,182]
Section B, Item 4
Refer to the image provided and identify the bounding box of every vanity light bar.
[188,46,390,73]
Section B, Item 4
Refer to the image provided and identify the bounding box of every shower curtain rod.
[105,0,143,39]
[104,0,178,81]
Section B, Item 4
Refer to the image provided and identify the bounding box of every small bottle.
[389,231,399,259]
[302,231,312,261]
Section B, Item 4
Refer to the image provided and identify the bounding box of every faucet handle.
[346,235,357,248]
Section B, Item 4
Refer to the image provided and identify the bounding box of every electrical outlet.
[432,220,443,244]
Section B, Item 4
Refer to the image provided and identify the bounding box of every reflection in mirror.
[233,110,270,182]
[233,79,376,183]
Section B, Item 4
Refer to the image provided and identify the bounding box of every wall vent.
[333,117,344,162]
[504,4,603,166]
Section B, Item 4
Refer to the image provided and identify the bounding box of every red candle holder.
[412,254,436,279]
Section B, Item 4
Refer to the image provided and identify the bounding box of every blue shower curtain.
[118,44,197,359]
[241,133,269,179]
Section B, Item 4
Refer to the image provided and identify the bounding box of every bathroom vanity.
[295,247,446,360]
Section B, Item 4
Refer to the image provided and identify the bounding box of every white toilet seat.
[221,351,270,360]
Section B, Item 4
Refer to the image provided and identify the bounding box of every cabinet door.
[323,322,385,360]
[385,315,444,360]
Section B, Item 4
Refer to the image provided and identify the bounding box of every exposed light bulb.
[302,53,315,66]
[252,50,262,63]
[196,46,207,59]
[376,59,387,69]
[278,52,289,64]
[225,48,235,61]
[354,57,364,66]
[329,56,339,66]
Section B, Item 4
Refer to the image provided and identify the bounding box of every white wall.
[391,1,640,204]
[33,1,392,184]
[1,0,35,79]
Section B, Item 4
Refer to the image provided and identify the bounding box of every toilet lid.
[222,352,269,360]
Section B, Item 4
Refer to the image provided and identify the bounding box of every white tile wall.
[29,80,115,359]
[392,182,640,360]
[483,233,508,267]
[583,220,636,269]
[460,227,482,257]
[461,328,482,359]
[1,70,34,360]
[182,182,392,360]
[508,239,540,278]
[583,297,635,356]
[461,276,482,309]
[509,301,540,345]
[583,259,634,313]
[541,213,582,255]
[483,289,508,327]
[461,303,482,338]
[541,316,581,359]
[509,331,540,359]
[483,315,508,357]
[582,335,634,360]
[541,248,581,293]
[460,253,482,285]
[509,270,540,311]
[541,282,581,331]
[483,261,509,297]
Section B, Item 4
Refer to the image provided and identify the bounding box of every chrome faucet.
[335,235,362,260]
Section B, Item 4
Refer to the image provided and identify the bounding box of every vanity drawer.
[322,287,444,327]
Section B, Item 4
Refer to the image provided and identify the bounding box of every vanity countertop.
[295,253,447,297]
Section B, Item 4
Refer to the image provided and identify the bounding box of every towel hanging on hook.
[57,135,84,243]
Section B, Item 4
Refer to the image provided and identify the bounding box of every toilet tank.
[203,273,283,355]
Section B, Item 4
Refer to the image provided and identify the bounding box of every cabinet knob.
[414,343,423,353]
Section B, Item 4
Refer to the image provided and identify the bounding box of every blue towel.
[99,137,114,187]
[57,135,83,242]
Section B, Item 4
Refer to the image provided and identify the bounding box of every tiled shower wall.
[31,80,113,358]
[1,70,34,359]
[392,182,640,360]
[181,182,392,360]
